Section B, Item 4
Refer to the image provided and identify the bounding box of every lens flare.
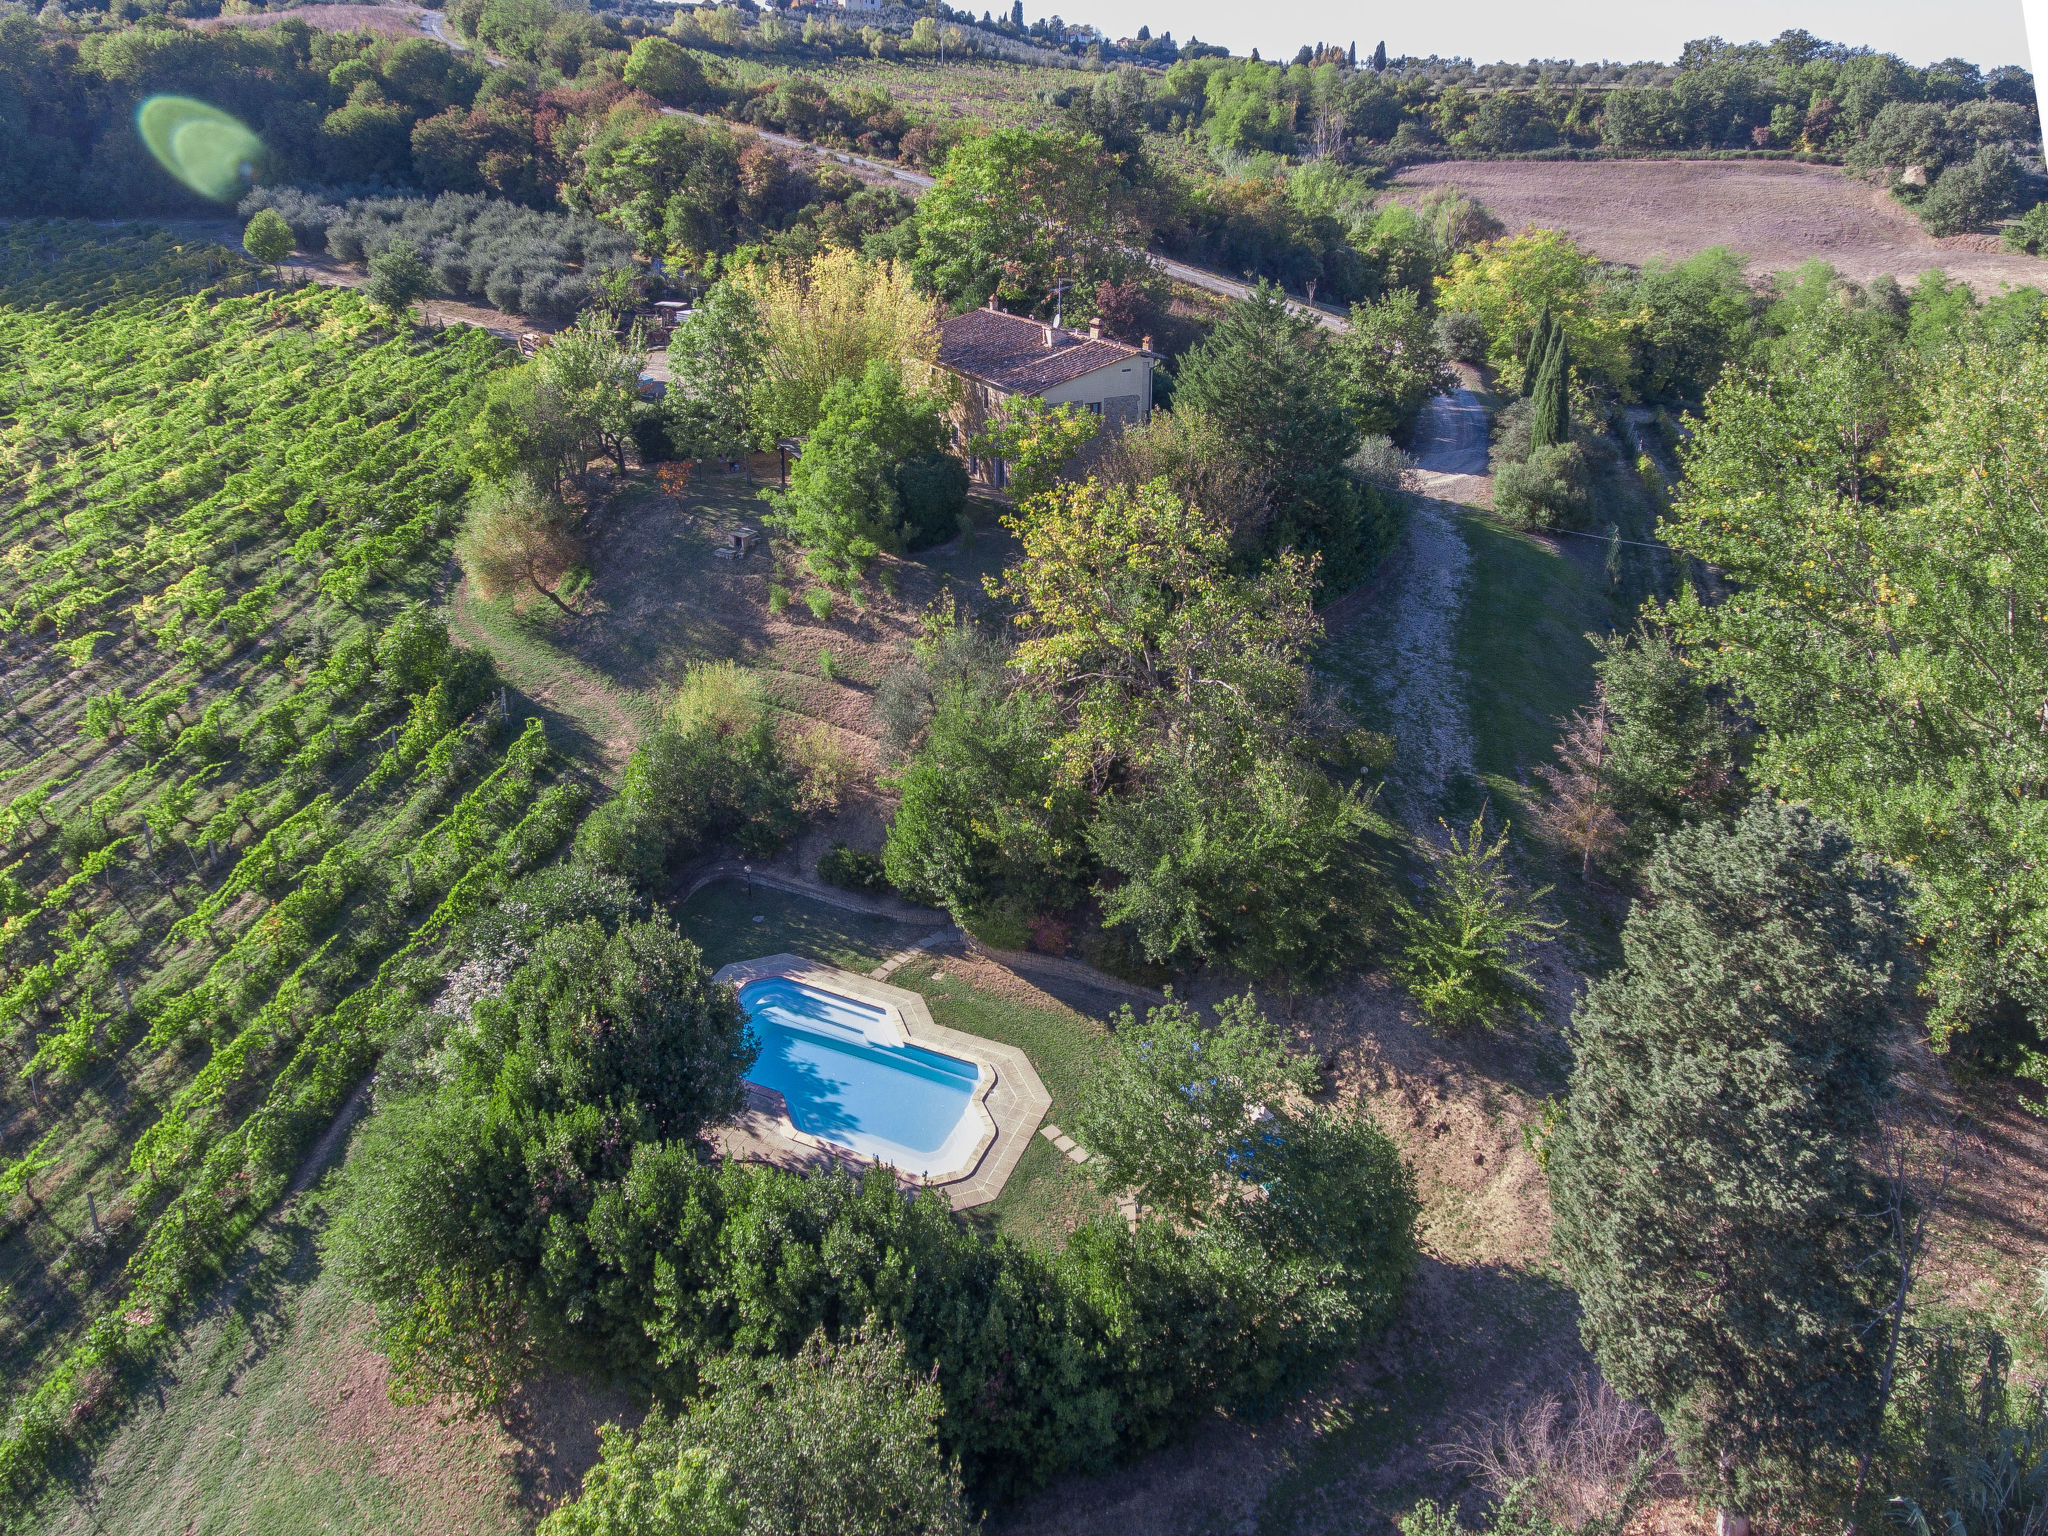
[135,95,264,202]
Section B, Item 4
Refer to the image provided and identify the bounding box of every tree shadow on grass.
[507,697,607,778]
[989,1256,1588,1536]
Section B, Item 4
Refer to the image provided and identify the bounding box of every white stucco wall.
[1037,356,1153,425]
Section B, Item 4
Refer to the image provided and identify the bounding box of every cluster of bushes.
[574,664,799,884]
[1095,34,2038,165]
[334,870,1417,1514]
[883,463,1386,981]
[567,110,916,270]
[1845,99,2044,234]
[1489,319,1602,533]
[241,189,635,323]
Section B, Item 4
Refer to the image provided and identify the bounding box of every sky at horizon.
[1056,1,2034,72]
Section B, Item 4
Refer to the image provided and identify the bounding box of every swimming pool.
[737,976,988,1178]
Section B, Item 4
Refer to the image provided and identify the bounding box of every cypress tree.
[1521,306,1554,398]
[1529,332,1569,448]
[1547,802,1912,1526]
[1347,40,1356,67]
[1371,40,1386,71]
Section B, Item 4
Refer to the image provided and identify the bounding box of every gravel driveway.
[1368,375,1487,825]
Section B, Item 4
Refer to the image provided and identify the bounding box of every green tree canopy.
[366,238,432,320]
[892,476,1373,974]
[330,913,750,1405]
[241,206,294,271]
[664,279,766,461]
[905,127,1141,313]
[1168,282,1377,582]
[621,35,710,107]
[1073,991,1417,1305]
[1548,802,1914,1520]
[543,1325,969,1536]
[762,359,948,585]
[1336,287,1455,442]
[1663,318,2048,1071]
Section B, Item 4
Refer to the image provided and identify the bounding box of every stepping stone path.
[1040,1123,1145,1226]
[870,927,962,980]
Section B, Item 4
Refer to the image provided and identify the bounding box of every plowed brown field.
[1394,158,2048,293]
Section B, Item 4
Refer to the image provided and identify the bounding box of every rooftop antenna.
[1049,276,1072,329]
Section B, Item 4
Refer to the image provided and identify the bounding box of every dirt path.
[1351,370,1489,827]
[1404,363,1493,503]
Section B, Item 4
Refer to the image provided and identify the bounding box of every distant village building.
[935,301,1155,487]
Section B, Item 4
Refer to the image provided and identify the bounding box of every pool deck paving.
[711,954,1052,1211]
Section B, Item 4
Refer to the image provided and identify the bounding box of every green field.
[1454,511,1607,809]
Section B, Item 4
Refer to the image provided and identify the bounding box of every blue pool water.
[738,977,984,1176]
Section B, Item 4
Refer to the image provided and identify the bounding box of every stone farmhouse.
[934,301,1156,488]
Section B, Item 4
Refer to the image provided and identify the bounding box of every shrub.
[1346,434,1414,491]
[1396,811,1561,1029]
[575,665,799,884]
[1493,442,1590,529]
[819,842,890,894]
[817,647,838,681]
[789,723,857,813]
[959,894,1033,951]
[2003,202,2048,255]
[894,452,970,549]
[455,476,584,612]
[1435,309,1489,364]
[629,401,674,465]
[804,588,833,622]
[667,660,764,741]
[767,584,791,614]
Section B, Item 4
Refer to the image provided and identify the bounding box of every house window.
[1085,401,1103,416]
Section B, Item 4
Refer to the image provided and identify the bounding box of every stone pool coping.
[711,954,1051,1211]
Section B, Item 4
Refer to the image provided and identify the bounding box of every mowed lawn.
[1453,510,1608,807]
[31,1187,549,1536]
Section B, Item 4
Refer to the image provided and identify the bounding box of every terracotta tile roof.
[937,308,1149,394]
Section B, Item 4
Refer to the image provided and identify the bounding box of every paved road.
[663,112,1349,329]
[1151,255,1350,332]
[667,109,937,190]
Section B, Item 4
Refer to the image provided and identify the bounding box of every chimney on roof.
[1042,325,1055,347]
[1140,333,1153,352]
[1088,316,1102,340]
[987,295,1000,312]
